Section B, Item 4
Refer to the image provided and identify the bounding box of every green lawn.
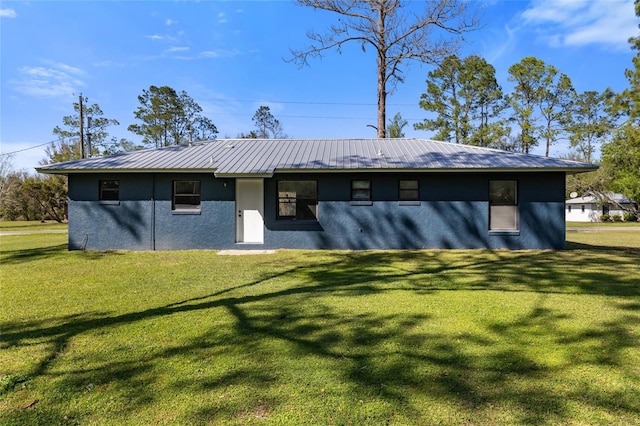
[567,221,640,228]
[1,230,639,425]
[0,221,68,232]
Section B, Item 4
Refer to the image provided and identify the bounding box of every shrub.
[624,212,639,222]
[600,214,611,222]
[611,214,623,222]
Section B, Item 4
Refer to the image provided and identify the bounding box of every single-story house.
[566,193,636,222]
[37,138,597,251]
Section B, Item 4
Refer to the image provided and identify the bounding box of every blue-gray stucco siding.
[67,171,566,251]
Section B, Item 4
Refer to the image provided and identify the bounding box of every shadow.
[566,240,640,255]
[2,249,639,424]
[0,244,68,265]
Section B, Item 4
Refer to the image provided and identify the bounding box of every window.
[351,180,371,201]
[581,205,585,213]
[399,179,419,201]
[99,180,119,201]
[567,205,572,213]
[489,180,518,231]
[173,180,201,210]
[277,181,317,220]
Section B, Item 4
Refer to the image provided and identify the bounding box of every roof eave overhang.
[273,166,600,174]
[36,166,599,176]
[213,172,274,178]
[36,168,219,175]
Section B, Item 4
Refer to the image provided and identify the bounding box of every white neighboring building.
[566,193,634,222]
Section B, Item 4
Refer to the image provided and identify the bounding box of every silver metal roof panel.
[36,138,599,175]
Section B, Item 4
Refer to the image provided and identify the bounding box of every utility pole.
[79,94,85,158]
[86,117,92,158]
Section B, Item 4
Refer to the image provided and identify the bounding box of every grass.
[567,221,640,228]
[1,229,639,425]
[0,221,68,232]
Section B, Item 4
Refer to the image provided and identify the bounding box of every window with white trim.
[489,180,518,231]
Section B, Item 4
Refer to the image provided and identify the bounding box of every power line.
[211,111,423,121]
[0,139,61,156]
[203,97,416,107]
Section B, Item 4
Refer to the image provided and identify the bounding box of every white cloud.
[145,34,165,41]
[165,18,177,26]
[521,0,638,50]
[217,12,227,24]
[0,8,16,18]
[12,63,85,98]
[200,48,242,58]
[166,46,190,53]
[92,60,126,68]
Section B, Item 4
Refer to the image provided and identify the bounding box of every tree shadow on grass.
[0,244,124,265]
[1,250,640,424]
[566,240,640,254]
[0,244,68,265]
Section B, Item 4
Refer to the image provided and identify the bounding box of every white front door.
[236,179,264,243]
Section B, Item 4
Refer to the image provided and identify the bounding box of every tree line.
[0,85,287,221]
[413,54,615,162]
[1,0,638,221]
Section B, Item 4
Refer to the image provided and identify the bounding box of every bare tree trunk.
[377,57,387,138]
[377,4,387,138]
[290,0,480,141]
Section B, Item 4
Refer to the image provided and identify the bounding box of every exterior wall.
[566,203,630,222]
[68,174,154,250]
[67,171,566,251]
[566,203,598,222]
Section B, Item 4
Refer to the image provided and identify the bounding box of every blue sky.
[1,0,638,171]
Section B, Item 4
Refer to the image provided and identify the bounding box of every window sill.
[350,201,373,206]
[172,209,202,215]
[398,201,420,206]
[489,230,520,236]
[99,201,120,206]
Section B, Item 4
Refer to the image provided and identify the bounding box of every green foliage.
[539,73,574,156]
[566,90,615,163]
[507,57,573,155]
[252,105,286,138]
[237,130,258,139]
[0,173,67,222]
[565,166,607,200]
[601,124,640,208]
[0,171,38,221]
[386,112,408,138]
[128,85,218,148]
[42,139,82,165]
[612,0,640,125]
[1,234,639,424]
[416,55,506,147]
[47,101,120,164]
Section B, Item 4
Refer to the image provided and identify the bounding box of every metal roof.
[566,193,633,204]
[36,138,599,176]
